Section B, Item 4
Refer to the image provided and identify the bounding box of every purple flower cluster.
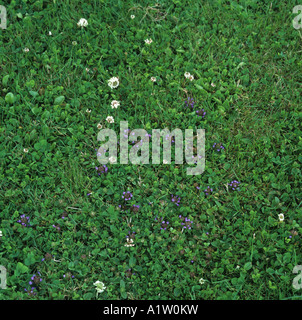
[154,216,170,231]
[24,287,36,296]
[184,97,195,108]
[131,205,140,213]
[63,273,75,279]
[213,142,225,152]
[196,109,206,118]
[122,191,133,201]
[95,165,108,175]
[52,224,61,232]
[29,272,42,286]
[179,215,193,230]
[160,220,170,230]
[228,180,240,191]
[126,268,136,277]
[17,214,31,227]
[171,194,181,206]
[204,186,213,196]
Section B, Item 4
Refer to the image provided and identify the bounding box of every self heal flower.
[30,272,42,286]
[184,97,195,109]
[160,220,170,230]
[131,205,140,213]
[122,191,133,201]
[228,180,241,191]
[213,142,225,152]
[204,186,213,196]
[180,216,193,230]
[171,194,181,206]
[17,214,31,227]
[95,165,108,175]
[196,109,206,118]
[25,287,36,296]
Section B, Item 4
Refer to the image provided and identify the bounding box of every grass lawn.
[0,0,301,300]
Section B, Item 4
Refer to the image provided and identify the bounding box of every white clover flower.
[48,31,52,36]
[106,116,114,123]
[86,109,91,113]
[23,48,29,53]
[72,41,77,46]
[144,38,153,45]
[131,15,135,19]
[109,156,117,164]
[189,74,194,81]
[93,281,106,295]
[211,82,216,87]
[23,148,29,153]
[97,123,103,129]
[278,213,284,222]
[77,18,88,28]
[124,238,135,247]
[85,67,90,73]
[111,100,120,109]
[199,278,206,285]
[108,77,120,89]
[0,230,2,237]
[184,72,191,79]
[150,77,156,82]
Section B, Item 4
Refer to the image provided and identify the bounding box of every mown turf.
[0,0,301,300]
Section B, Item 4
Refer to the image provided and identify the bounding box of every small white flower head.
[23,148,29,153]
[124,238,135,247]
[199,278,206,285]
[48,31,52,36]
[144,38,153,45]
[211,82,216,87]
[77,18,88,28]
[189,74,194,81]
[93,281,106,294]
[278,213,284,222]
[108,77,120,89]
[23,48,29,53]
[0,230,2,237]
[85,67,90,73]
[184,72,191,79]
[150,77,156,82]
[109,156,117,164]
[97,123,102,129]
[111,100,120,109]
[236,265,240,269]
[72,41,77,46]
[86,109,91,113]
[106,116,114,123]
[131,15,135,19]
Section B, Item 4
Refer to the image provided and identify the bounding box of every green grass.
[0,0,301,300]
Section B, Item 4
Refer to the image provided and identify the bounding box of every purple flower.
[95,165,108,175]
[17,214,31,227]
[228,180,241,191]
[184,97,195,109]
[171,194,181,206]
[122,191,133,201]
[179,216,193,230]
[213,142,225,152]
[204,186,213,196]
[196,109,206,118]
